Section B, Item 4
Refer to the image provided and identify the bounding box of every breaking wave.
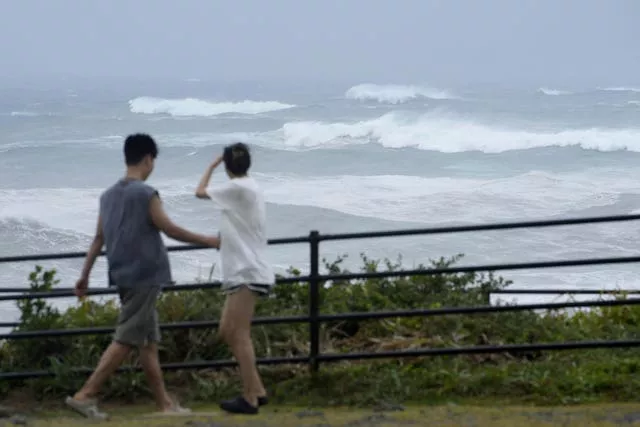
[599,87,640,93]
[128,97,295,117]
[276,112,640,153]
[345,83,457,104]
[537,87,571,96]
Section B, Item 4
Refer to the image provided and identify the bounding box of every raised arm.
[149,194,219,248]
[195,155,223,199]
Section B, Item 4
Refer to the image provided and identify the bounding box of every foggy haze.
[0,0,638,88]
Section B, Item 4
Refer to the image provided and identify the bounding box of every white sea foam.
[276,112,640,153]
[599,87,640,93]
[537,87,571,96]
[4,111,640,155]
[2,169,637,236]
[2,168,639,301]
[345,83,457,104]
[0,183,203,238]
[258,170,638,224]
[10,111,39,117]
[128,96,295,117]
[0,188,104,236]
[6,111,52,117]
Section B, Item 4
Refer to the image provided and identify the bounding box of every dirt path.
[2,403,639,426]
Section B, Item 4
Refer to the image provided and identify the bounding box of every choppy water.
[2,79,640,322]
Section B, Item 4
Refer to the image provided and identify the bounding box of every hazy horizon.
[1,0,638,89]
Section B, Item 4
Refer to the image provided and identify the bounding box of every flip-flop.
[64,396,109,420]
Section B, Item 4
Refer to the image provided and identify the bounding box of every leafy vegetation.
[1,254,639,406]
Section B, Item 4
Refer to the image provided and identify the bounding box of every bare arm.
[195,156,223,199]
[149,194,219,247]
[80,215,105,280]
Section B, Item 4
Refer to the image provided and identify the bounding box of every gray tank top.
[99,178,172,288]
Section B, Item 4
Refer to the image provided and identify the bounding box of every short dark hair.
[223,142,251,176]
[124,133,158,166]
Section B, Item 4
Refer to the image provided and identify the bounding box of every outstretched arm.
[195,155,223,199]
[149,194,220,248]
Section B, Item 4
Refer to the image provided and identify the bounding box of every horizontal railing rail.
[0,235,309,264]
[316,213,640,241]
[0,277,309,302]
[1,213,640,380]
[3,339,640,381]
[1,213,638,265]
[492,289,640,294]
[1,297,638,341]
[2,256,640,301]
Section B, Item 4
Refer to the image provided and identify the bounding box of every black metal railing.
[1,213,640,380]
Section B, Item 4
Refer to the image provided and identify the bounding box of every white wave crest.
[128,97,295,117]
[7,111,45,117]
[345,84,457,104]
[537,87,571,96]
[599,87,640,93]
[277,112,640,153]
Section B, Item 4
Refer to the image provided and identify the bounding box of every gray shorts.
[114,286,161,348]
[222,283,271,297]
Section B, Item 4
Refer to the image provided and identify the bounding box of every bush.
[0,254,638,406]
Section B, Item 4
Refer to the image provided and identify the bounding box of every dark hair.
[124,133,158,166]
[223,142,251,176]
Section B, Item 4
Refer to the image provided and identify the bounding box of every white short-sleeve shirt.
[208,176,275,287]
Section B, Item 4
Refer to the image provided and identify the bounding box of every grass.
[22,403,640,426]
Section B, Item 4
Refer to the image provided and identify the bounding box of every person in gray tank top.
[64,134,220,420]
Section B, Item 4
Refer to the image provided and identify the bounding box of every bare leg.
[219,286,266,407]
[73,341,131,401]
[233,333,266,404]
[139,342,174,411]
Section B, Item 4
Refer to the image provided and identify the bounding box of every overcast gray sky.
[1,0,638,87]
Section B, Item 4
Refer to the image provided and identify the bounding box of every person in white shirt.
[195,142,274,415]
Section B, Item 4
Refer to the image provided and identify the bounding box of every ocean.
[1,79,640,322]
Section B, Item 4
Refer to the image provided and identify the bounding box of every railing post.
[308,230,320,373]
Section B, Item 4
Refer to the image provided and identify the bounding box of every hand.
[74,276,89,300]
[205,236,221,249]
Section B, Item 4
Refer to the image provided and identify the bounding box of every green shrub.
[1,254,639,405]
